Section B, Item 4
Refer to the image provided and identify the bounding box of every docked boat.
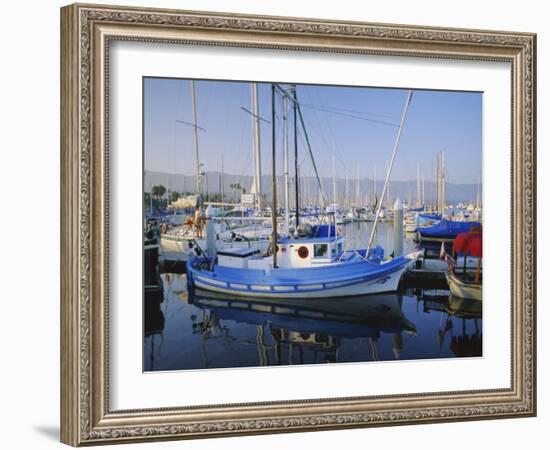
[161,215,273,262]
[188,84,419,299]
[187,224,419,298]
[446,270,482,301]
[444,227,482,300]
[418,219,480,242]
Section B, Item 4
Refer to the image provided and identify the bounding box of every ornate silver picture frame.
[60,3,536,446]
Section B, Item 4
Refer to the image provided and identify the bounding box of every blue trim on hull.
[187,255,411,296]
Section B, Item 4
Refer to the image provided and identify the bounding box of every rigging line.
[296,131,312,167]
[299,103,400,127]
[300,94,350,175]
[277,86,334,163]
[311,89,349,174]
[278,87,346,178]
[175,119,207,132]
[301,89,347,172]
[299,107,349,173]
[297,100,399,120]
[295,93,328,208]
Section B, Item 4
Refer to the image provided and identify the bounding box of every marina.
[144,78,483,371]
[144,221,482,370]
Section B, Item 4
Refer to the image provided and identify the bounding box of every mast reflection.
[187,289,417,367]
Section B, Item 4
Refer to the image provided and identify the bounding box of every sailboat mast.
[190,80,201,194]
[271,84,278,267]
[345,170,349,208]
[293,85,300,228]
[417,164,421,207]
[435,152,441,214]
[221,155,224,202]
[282,95,290,233]
[441,151,445,214]
[356,167,360,206]
[476,175,481,208]
[367,90,413,255]
[420,167,426,207]
[332,155,337,204]
[251,83,262,211]
[373,165,377,208]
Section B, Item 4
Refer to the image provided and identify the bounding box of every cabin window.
[313,244,328,257]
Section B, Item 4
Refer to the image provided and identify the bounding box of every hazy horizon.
[144,78,482,190]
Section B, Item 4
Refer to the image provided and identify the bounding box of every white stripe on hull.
[191,264,410,298]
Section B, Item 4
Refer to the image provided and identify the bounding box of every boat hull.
[446,271,482,301]
[188,255,417,299]
[160,234,270,262]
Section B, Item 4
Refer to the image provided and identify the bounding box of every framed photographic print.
[60,3,536,446]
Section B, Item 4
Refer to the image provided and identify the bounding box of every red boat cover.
[453,226,482,257]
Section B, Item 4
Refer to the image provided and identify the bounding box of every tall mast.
[441,151,445,214]
[367,90,413,255]
[221,155,224,202]
[271,84,278,267]
[417,164,421,207]
[356,166,360,207]
[332,155,337,204]
[386,161,391,210]
[430,161,434,209]
[420,167,426,207]
[345,170,349,208]
[190,80,201,194]
[438,152,442,214]
[476,175,482,208]
[251,83,262,211]
[282,95,290,233]
[293,85,299,228]
[437,153,441,213]
[373,165,377,208]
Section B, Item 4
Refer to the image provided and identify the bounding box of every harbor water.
[144,222,482,371]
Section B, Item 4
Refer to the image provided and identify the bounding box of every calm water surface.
[144,222,482,371]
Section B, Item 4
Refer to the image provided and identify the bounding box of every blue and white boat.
[187,224,419,298]
[188,84,419,299]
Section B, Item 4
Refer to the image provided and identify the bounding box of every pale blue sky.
[144,78,482,184]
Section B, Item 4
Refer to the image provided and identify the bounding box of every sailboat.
[188,222,418,298]
[160,81,273,261]
[187,85,420,299]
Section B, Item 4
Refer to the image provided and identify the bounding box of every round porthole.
[297,246,309,259]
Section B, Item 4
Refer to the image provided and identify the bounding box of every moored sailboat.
[187,223,419,298]
[187,85,420,299]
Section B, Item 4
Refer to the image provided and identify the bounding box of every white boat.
[446,270,482,301]
[161,216,273,261]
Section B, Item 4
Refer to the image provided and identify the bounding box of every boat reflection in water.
[421,291,482,358]
[144,274,483,371]
[144,281,165,371]
[185,289,417,368]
